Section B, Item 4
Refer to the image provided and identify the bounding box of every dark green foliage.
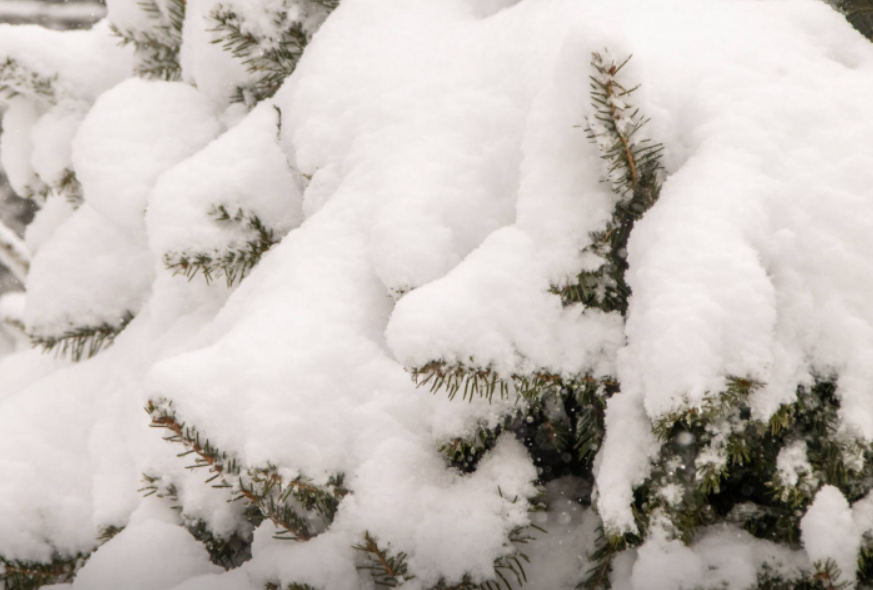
[164,205,279,287]
[53,169,84,208]
[440,419,504,473]
[753,561,848,590]
[354,531,415,587]
[0,555,85,590]
[96,525,125,544]
[147,400,346,544]
[111,0,185,81]
[554,52,662,316]
[355,527,539,590]
[579,527,642,590]
[210,4,311,105]
[0,57,57,106]
[839,0,873,39]
[30,311,135,361]
[601,377,873,588]
[186,520,253,569]
[265,583,321,590]
[140,473,255,569]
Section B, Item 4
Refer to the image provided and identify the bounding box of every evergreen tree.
[1,1,873,590]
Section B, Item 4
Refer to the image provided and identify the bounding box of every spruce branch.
[52,168,84,208]
[0,218,30,283]
[147,400,347,544]
[209,6,309,105]
[209,1,340,105]
[553,52,663,316]
[0,556,85,590]
[839,0,873,40]
[29,311,135,362]
[411,359,615,403]
[0,521,127,590]
[354,531,414,588]
[0,57,57,106]
[140,473,255,568]
[578,527,641,590]
[111,0,185,81]
[164,205,280,287]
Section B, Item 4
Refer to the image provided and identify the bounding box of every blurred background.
[0,0,105,295]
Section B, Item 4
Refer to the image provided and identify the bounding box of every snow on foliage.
[2,0,873,589]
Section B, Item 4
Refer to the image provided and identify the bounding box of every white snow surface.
[1,98,43,196]
[0,20,132,103]
[1,0,873,588]
[147,100,303,260]
[72,78,222,232]
[801,485,863,587]
[71,500,221,590]
[24,204,153,332]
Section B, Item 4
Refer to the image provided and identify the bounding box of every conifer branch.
[147,400,347,544]
[355,526,538,590]
[111,0,185,81]
[839,0,873,40]
[651,377,761,440]
[139,473,255,569]
[411,359,615,403]
[354,531,414,588]
[0,218,30,283]
[0,57,57,106]
[164,205,280,287]
[209,6,309,105]
[0,522,128,589]
[0,556,85,590]
[265,583,321,590]
[209,1,340,105]
[578,527,640,590]
[52,168,84,208]
[29,311,135,362]
[553,52,663,316]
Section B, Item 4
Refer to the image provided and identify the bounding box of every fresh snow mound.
[73,79,221,231]
[801,486,862,586]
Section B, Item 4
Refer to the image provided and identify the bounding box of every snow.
[147,100,303,262]
[0,97,42,196]
[1,0,873,588]
[30,100,88,189]
[71,499,221,590]
[0,20,132,102]
[179,0,252,107]
[24,204,153,333]
[72,78,222,232]
[801,485,862,586]
[776,440,814,489]
[626,520,810,590]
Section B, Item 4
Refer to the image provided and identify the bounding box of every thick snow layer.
[179,0,253,106]
[625,521,809,590]
[30,100,88,188]
[0,20,132,102]
[25,204,153,331]
[801,486,862,586]
[147,101,303,259]
[0,98,42,196]
[71,500,221,590]
[73,79,222,232]
[3,0,873,589]
[24,196,76,254]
